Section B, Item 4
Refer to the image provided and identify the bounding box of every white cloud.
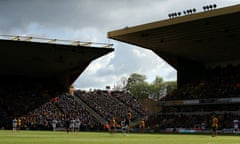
[83,52,115,75]
[132,48,147,58]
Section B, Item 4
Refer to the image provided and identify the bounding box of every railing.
[0,34,113,48]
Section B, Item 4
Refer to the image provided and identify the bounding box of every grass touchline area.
[0,130,239,144]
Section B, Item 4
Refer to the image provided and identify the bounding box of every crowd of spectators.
[0,76,56,129]
[16,94,102,131]
[75,90,149,122]
[0,82,150,131]
[146,64,240,131]
[162,64,240,101]
[2,64,239,132]
[111,91,149,117]
[147,112,240,132]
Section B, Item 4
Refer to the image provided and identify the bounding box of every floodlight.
[193,8,196,13]
[213,4,217,8]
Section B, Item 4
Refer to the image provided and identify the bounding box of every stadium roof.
[108,4,240,69]
[0,35,114,89]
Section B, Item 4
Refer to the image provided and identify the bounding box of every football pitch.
[0,130,239,144]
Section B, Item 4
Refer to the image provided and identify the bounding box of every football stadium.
[0,3,240,144]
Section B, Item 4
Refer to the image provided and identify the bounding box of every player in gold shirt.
[139,119,145,133]
[124,111,132,134]
[211,115,218,137]
[17,118,21,130]
[109,117,116,134]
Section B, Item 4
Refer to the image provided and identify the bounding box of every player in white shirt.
[12,118,17,132]
[75,118,81,132]
[70,119,75,132]
[233,119,239,135]
[52,119,58,131]
[120,120,126,134]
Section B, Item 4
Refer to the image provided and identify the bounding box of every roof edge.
[108,4,240,38]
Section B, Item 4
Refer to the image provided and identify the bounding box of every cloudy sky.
[0,0,239,90]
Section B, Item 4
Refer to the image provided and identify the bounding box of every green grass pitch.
[0,130,239,144]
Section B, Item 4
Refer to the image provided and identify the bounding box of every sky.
[0,0,239,90]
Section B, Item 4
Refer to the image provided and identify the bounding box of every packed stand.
[75,90,149,122]
[146,112,240,132]
[0,76,56,129]
[146,64,240,132]
[162,64,240,101]
[111,91,149,117]
[18,94,102,131]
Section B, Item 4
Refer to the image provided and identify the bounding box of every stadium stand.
[75,90,149,121]
[0,36,113,130]
[18,93,102,131]
[108,4,240,133]
[145,64,240,132]
[1,4,240,134]
[0,89,150,131]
